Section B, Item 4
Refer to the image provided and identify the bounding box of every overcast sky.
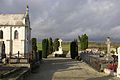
[0,0,120,42]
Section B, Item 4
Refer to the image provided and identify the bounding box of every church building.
[0,6,32,57]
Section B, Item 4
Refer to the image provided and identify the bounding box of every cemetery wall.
[80,52,106,72]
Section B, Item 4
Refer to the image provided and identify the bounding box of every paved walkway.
[28,58,119,80]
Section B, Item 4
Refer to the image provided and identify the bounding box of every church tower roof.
[25,0,29,16]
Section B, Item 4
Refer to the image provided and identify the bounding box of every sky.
[0,0,120,42]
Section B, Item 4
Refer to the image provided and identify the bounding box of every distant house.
[0,6,32,57]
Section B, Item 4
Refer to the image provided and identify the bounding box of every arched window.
[14,30,18,39]
[0,30,3,39]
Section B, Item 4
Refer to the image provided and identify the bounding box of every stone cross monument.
[58,39,62,48]
[58,39,63,54]
[106,37,111,55]
[117,47,120,78]
[53,39,63,55]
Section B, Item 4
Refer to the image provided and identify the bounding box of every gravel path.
[28,58,119,80]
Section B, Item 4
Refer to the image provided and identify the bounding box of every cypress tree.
[32,38,37,52]
[84,34,88,49]
[42,39,49,58]
[54,38,60,51]
[70,40,78,59]
[78,34,88,50]
[49,37,53,54]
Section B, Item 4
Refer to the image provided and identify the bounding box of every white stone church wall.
[12,27,25,40]
[0,27,11,56]
[0,13,31,57]
[12,27,25,55]
[0,26,27,56]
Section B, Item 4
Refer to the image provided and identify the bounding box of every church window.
[14,30,18,39]
[0,30,3,39]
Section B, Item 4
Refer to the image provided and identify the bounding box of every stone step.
[1,67,30,80]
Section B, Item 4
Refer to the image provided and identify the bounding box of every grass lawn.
[37,42,70,51]
[37,41,120,51]
[37,42,42,50]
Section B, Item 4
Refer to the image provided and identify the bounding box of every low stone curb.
[15,68,30,80]
[1,67,21,78]
[0,68,30,80]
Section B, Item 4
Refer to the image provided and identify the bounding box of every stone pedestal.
[117,47,120,78]
[53,39,63,55]
[57,47,63,54]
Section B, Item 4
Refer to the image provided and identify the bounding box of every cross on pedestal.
[58,39,62,48]
[106,37,111,54]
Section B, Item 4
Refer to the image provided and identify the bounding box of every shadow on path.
[28,58,81,80]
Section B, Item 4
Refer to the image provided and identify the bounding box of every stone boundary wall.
[80,52,107,72]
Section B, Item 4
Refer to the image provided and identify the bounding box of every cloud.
[0,0,120,41]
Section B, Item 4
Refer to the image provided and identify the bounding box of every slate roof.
[0,14,26,26]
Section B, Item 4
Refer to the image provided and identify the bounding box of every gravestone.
[117,47,120,77]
